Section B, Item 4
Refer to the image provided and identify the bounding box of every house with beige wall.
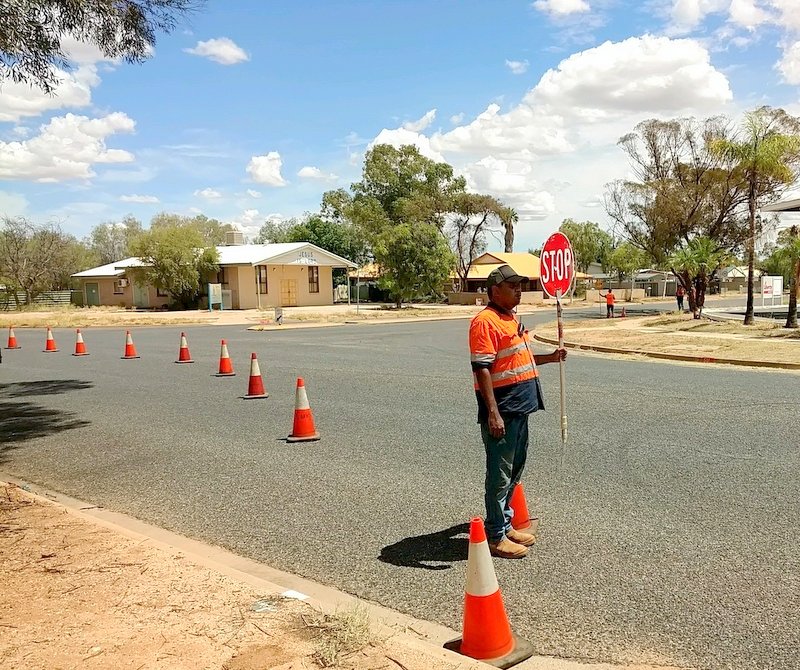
[72,242,357,309]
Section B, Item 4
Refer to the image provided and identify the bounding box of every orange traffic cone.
[175,332,193,363]
[121,330,140,359]
[6,326,21,349]
[43,326,59,352]
[444,518,533,667]
[509,484,538,536]
[241,353,268,399]
[72,329,89,356]
[214,339,235,376]
[287,377,320,442]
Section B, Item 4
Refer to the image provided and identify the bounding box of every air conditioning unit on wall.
[117,278,129,288]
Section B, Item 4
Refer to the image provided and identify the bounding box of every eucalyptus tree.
[669,237,731,318]
[709,107,800,325]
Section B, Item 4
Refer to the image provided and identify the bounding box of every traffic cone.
[444,518,533,667]
[509,484,539,536]
[214,339,235,376]
[121,330,140,359]
[6,326,21,349]
[287,377,320,442]
[620,306,627,318]
[175,332,194,363]
[241,353,268,399]
[72,329,89,356]
[43,326,59,352]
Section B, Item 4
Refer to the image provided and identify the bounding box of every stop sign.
[540,232,575,298]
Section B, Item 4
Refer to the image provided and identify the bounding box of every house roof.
[472,252,541,278]
[72,243,357,278]
[761,197,800,212]
[72,257,140,278]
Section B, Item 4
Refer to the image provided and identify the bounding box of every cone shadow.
[379,522,470,570]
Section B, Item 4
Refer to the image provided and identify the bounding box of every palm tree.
[499,207,518,253]
[709,107,800,325]
[777,225,800,328]
[670,237,730,319]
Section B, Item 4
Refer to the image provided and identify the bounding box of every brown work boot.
[488,537,528,559]
[506,527,537,546]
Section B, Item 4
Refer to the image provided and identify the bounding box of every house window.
[257,265,268,294]
[308,266,319,293]
[156,287,169,298]
[113,280,124,295]
[218,267,228,286]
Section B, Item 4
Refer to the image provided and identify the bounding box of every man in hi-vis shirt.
[469,264,566,559]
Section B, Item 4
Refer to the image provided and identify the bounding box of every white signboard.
[208,282,223,310]
[761,275,783,306]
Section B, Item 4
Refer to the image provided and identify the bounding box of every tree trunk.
[786,259,799,329]
[744,183,756,325]
[504,223,514,253]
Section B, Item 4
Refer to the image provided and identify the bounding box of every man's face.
[492,280,522,309]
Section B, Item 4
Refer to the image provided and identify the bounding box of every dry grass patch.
[0,305,214,328]
[306,605,375,668]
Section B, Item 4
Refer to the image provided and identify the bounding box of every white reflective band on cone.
[250,358,261,376]
[126,333,133,344]
[181,335,187,347]
[465,540,499,597]
[221,343,230,357]
[295,385,310,410]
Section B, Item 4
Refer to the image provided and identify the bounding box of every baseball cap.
[486,264,526,290]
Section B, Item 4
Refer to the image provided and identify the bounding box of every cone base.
[213,372,236,377]
[72,353,89,357]
[287,432,320,443]
[43,349,60,352]
[121,355,141,359]
[175,359,194,364]
[5,346,21,350]
[444,633,534,669]
[241,393,269,399]
[512,517,539,536]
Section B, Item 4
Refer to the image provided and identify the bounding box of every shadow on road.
[378,522,470,570]
[0,379,93,398]
[0,400,90,464]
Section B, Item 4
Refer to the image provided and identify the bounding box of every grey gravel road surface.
[1,316,797,670]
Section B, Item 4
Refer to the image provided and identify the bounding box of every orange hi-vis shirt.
[469,304,543,420]
[605,292,616,305]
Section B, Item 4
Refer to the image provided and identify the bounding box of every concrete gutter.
[533,334,800,371]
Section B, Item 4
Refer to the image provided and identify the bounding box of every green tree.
[764,225,800,328]
[88,215,143,264]
[129,225,219,309]
[0,217,77,306]
[284,215,368,264]
[499,207,517,253]
[373,223,455,308]
[150,213,233,245]
[1,0,202,93]
[709,107,800,325]
[608,242,647,284]
[254,218,293,244]
[558,219,614,272]
[448,193,505,291]
[669,237,731,318]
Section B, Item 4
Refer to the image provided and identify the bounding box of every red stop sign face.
[540,232,575,298]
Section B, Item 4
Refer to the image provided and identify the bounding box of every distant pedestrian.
[602,288,615,318]
[676,285,685,311]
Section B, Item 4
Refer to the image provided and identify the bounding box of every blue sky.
[2,0,800,253]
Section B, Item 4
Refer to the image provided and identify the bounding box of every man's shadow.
[379,522,470,570]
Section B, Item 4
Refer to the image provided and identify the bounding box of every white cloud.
[0,112,135,182]
[120,194,159,203]
[0,65,99,122]
[184,37,249,65]
[246,189,262,198]
[450,113,465,125]
[402,109,437,132]
[370,127,446,162]
[505,59,530,75]
[532,35,732,118]
[194,187,223,199]
[669,0,728,33]
[0,190,29,217]
[728,0,769,29]
[297,166,338,181]
[246,152,287,186]
[11,127,30,139]
[777,40,800,84]
[533,0,591,16]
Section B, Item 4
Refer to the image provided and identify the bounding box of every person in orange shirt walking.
[469,264,566,559]
[602,288,615,318]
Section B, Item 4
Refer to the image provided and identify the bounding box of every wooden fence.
[0,290,83,310]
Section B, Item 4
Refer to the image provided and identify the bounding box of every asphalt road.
[1,313,798,670]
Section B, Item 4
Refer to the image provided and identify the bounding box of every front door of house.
[280,280,297,307]
[133,283,150,308]
[85,283,100,306]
